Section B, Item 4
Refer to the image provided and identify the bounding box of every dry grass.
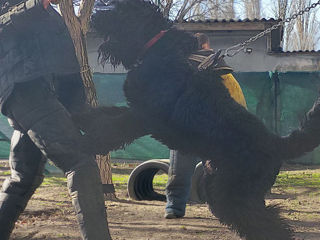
[0,161,319,240]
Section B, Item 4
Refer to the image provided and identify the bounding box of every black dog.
[74,1,320,239]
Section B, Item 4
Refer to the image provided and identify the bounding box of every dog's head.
[92,0,172,69]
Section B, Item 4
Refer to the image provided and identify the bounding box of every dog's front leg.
[72,106,149,154]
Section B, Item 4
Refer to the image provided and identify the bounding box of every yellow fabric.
[221,73,247,109]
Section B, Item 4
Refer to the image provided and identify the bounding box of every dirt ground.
[1,160,320,240]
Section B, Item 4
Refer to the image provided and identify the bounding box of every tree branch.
[163,0,173,18]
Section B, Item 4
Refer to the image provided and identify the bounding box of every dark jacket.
[0,1,80,110]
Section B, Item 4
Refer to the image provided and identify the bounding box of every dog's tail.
[278,96,320,160]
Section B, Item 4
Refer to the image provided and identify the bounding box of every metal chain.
[222,0,320,58]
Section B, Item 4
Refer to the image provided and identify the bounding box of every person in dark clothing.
[0,0,111,239]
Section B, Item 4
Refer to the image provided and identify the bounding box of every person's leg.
[0,130,45,240]
[165,150,200,218]
[4,79,111,240]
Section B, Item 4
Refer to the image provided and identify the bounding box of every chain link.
[222,0,320,58]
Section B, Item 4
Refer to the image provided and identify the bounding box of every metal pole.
[273,71,280,134]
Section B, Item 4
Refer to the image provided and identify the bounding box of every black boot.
[0,193,28,240]
[0,130,45,240]
[0,170,44,240]
[67,161,112,240]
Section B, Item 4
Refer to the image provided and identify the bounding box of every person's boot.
[0,193,27,240]
[0,160,44,240]
[67,161,112,240]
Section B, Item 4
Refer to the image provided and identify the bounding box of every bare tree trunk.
[285,0,319,51]
[212,0,220,19]
[59,0,116,199]
[244,0,261,19]
[270,0,293,50]
[225,0,235,19]
[96,155,116,200]
[163,0,173,18]
[270,0,320,51]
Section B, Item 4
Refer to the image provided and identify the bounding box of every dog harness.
[141,30,233,75]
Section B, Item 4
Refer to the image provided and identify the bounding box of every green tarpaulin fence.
[1,71,320,164]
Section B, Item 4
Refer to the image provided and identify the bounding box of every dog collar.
[141,30,168,56]
[133,30,168,68]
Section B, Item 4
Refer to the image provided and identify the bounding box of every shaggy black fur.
[74,1,320,239]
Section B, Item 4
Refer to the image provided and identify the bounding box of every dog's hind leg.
[203,160,293,240]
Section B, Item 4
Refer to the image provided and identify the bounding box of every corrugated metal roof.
[175,18,280,23]
[176,18,320,53]
[279,50,320,53]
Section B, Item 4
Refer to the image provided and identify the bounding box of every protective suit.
[0,1,111,239]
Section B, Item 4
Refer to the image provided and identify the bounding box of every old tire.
[127,159,169,201]
[189,162,206,203]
